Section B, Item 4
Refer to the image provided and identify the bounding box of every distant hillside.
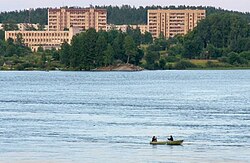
[0,5,249,25]
[0,8,47,25]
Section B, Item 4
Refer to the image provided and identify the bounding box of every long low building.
[5,27,81,51]
[107,24,148,34]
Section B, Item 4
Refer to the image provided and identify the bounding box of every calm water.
[0,70,249,163]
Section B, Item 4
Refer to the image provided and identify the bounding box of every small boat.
[150,140,184,145]
[166,140,184,145]
[150,141,167,145]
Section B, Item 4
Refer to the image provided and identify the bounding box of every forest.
[59,28,152,70]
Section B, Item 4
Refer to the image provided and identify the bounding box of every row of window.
[149,12,204,15]
[8,32,69,37]
[169,30,185,33]
[22,39,69,43]
[31,43,61,47]
[49,11,106,15]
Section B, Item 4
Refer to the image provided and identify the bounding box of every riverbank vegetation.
[0,6,250,70]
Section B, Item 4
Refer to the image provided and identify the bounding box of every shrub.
[175,60,197,70]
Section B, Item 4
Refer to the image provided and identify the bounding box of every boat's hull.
[150,140,184,145]
[150,141,167,145]
[166,140,184,145]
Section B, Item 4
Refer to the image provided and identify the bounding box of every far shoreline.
[1,67,250,72]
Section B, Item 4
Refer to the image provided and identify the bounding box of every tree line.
[60,28,152,70]
[178,13,250,62]
[1,5,249,25]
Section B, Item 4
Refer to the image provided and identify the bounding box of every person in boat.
[168,135,174,141]
[152,136,157,142]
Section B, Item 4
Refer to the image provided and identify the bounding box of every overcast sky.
[0,0,249,12]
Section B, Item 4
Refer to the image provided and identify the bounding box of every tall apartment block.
[148,9,206,38]
[48,8,107,31]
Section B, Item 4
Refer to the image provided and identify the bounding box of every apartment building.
[148,9,206,38]
[48,8,107,31]
[5,27,81,51]
[5,7,107,51]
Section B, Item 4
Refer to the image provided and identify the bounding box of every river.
[0,70,249,162]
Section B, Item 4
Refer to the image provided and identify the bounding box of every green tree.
[0,30,4,40]
[168,44,184,56]
[134,48,144,65]
[60,42,71,66]
[0,40,7,55]
[95,34,107,67]
[145,50,160,69]
[182,39,202,59]
[112,32,126,62]
[124,35,137,64]
[159,58,166,70]
[127,26,142,46]
[2,23,18,31]
[81,28,98,70]
[70,34,82,68]
[142,31,153,44]
[40,53,47,68]
[239,51,250,60]
[37,46,44,53]
[104,44,114,66]
[5,38,16,57]
[154,33,168,51]
[51,49,60,61]
[228,52,248,65]
[175,60,197,70]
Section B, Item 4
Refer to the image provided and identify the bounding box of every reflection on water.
[0,70,249,162]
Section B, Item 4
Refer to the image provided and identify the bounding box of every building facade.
[148,9,206,38]
[5,27,81,51]
[48,8,107,31]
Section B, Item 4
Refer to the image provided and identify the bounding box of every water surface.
[0,70,249,162]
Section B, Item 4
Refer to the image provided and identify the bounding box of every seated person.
[168,135,174,141]
[152,136,157,142]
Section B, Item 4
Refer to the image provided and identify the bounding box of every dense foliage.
[182,13,250,60]
[0,8,47,25]
[0,37,31,57]
[0,30,4,40]
[1,5,249,25]
[59,28,151,70]
[0,35,33,70]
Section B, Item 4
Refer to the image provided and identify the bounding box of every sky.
[0,0,249,13]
